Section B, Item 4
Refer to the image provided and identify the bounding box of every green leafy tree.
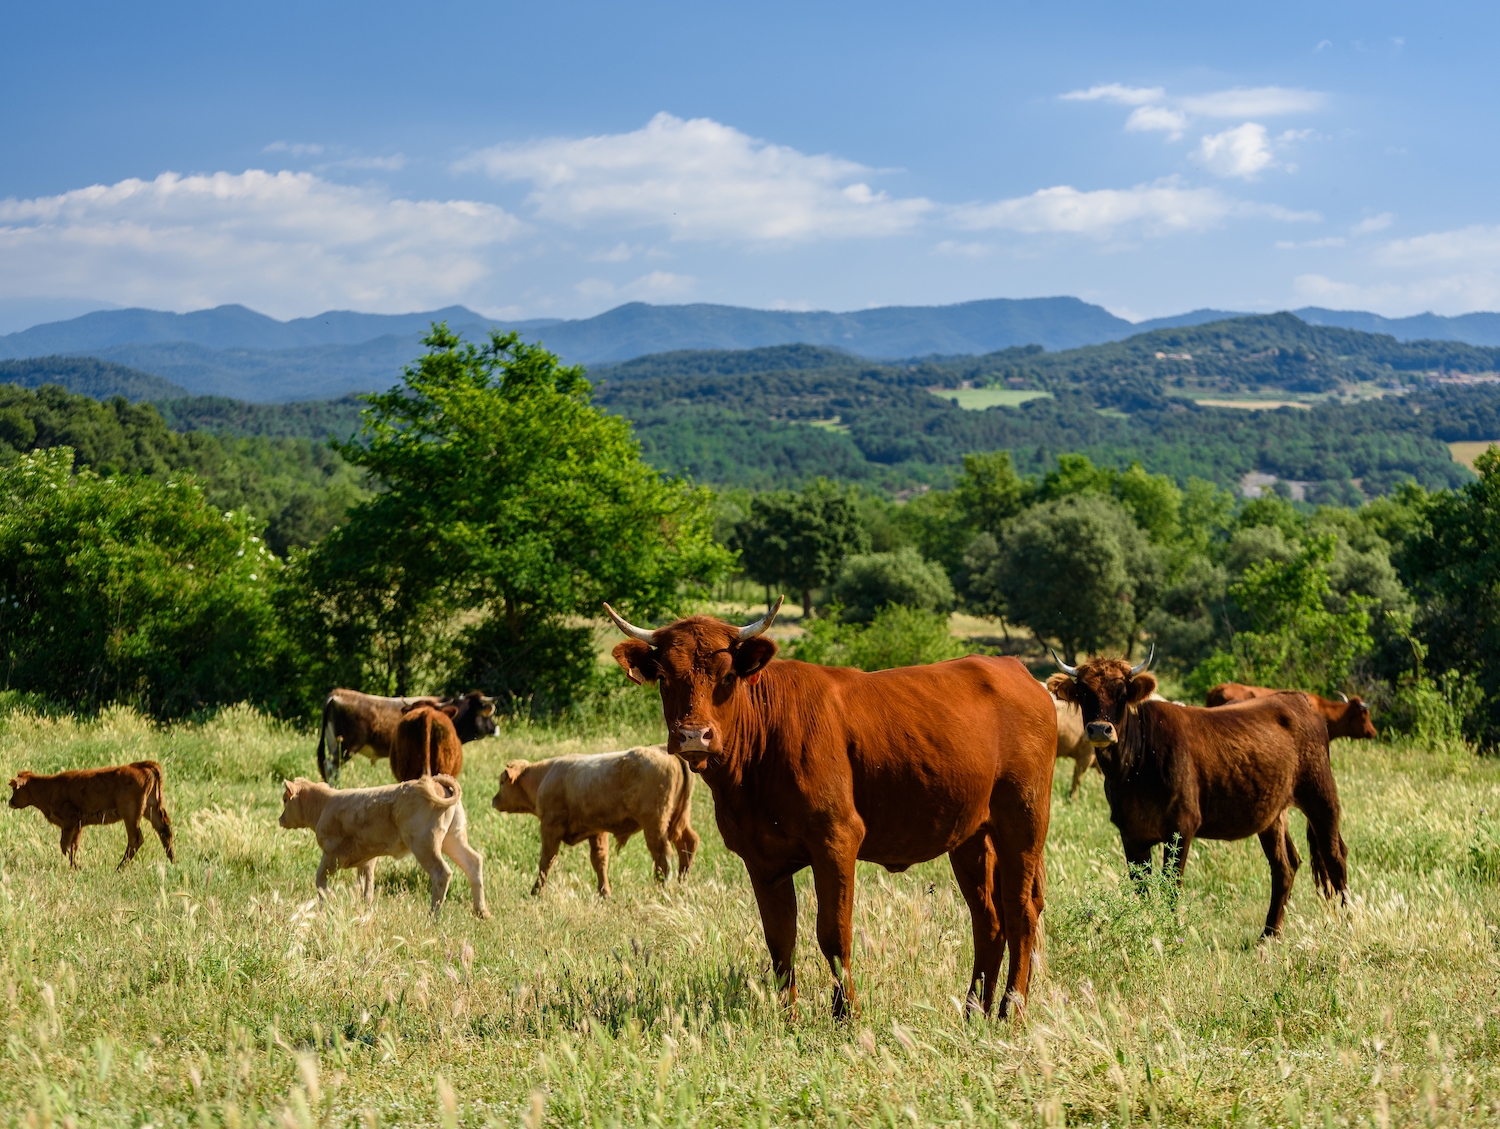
[1186,534,1372,700]
[288,325,732,708]
[734,479,868,618]
[831,547,954,623]
[0,448,279,716]
[792,604,971,670]
[998,495,1164,662]
[952,450,1032,534]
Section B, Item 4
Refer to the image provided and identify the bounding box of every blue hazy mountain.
[2,297,1497,403]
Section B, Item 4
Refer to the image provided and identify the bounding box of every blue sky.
[2,0,1495,325]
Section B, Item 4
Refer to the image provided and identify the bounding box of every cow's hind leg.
[357,860,378,904]
[1296,781,1349,903]
[748,870,799,1010]
[410,837,453,918]
[809,838,861,1020]
[586,833,611,897]
[991,783,1049,1018]
[949,833,1003,1017]
[642,826,673,886]
[1257,812,1298,937]
[441,810,488,919]
[117,815,145,870]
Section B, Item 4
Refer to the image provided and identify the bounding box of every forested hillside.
[0,355,187,400]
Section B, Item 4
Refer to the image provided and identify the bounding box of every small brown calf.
[389,703,464,782]
[8,761,175,869]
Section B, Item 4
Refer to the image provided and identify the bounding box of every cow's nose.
[679,726,713,750]
[1086,722,1116,744]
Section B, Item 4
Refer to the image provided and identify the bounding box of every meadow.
[0,699,1498,1127]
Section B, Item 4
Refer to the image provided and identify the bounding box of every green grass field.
[1,701,1498,1126]
[930,389,1054,411]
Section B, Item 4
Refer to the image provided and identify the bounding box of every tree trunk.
[765,584,773,614]
[802,589,813,620]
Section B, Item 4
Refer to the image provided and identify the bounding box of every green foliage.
[791,604,971,670]
[831,547,954,623]
[152,394,366,440]
[1186,535,1372,699]
[997,495,1165,661]
[732,479,868,616]
[289,324,731,706]
[0,448,279,716]
[1399,447,1500,746]
[951,449,1030,533]
[0,355,187,400]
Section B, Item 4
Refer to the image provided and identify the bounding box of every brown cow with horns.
[1049,648,1349,937]
[1205,682,1378,741]
[605,597,1056,1019]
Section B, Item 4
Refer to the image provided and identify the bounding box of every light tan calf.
[492,745,699,897]
[278,775,488,918]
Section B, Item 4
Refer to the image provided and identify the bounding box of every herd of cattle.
[3,597,1376,1021]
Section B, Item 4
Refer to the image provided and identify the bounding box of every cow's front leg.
[60,823,82,868]
[315,852,338,900]
[533,825,563,896]
[748,870,798,1009]
[810,841,861,1021]
[357,860,378,904]
[588,833,611,897]
[1121,836,1155,890]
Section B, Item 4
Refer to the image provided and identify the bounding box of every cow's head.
[1331,693,1378,740]
[1047,647,1157,750]
[279,779,314,829]
[7,772,33,809]
[605,598,782,771]
[491,760,537,813]
[447,690,498,743]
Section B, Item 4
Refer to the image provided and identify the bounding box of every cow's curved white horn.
[1337,691,1350,703]
[603,602,657,642]
[1131,644,1155,676]
[738,595,784,640]
[1049,647,1078,676]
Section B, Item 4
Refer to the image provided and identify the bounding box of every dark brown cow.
[8,761,174,869]
[1206,682,1378,741]
[317,689,496,782]
[1050,652,1348,937]
[389,704,464,782]
[606,597,1055,1019]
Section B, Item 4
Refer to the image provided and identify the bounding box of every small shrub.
[831,547,953,624]
[792,604,970,671]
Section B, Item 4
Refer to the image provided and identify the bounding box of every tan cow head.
[605,598,782,771]
[1047,648,1157,749]
[279,779,314,829]
[491,760,537,813]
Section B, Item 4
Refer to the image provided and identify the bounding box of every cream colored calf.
[492,745,698,897]
[278,775,488,918]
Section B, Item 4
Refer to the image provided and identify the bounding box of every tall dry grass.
[0,700,1495,1125]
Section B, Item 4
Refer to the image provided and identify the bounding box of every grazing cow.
[8,761,174,869]
[492,744,699,897]
[1205,682,1378,741]
[1050,651,1348,937]
[316,689,496,782]
[277,775,488,918]
[388,704,464,783]
[605,597,1055,1019]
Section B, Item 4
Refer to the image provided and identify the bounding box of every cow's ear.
[282,781,294,802]
[612,640,659,685]
[732,637,778,683]
[1046,672,1076,702]
[502,761,526,785]
[1127,673,1158,703]
[440,704,459,719]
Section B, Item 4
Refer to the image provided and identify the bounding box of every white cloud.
[333,155,408,171]
[1378,224,1500,266]
[461,112,932,242]
[934,240,995,257]
[1351,212,1395,235]
[1060,83,1165,106]
[950,177,1311,236]
[1194,123,1276,179]
[574,270,696,301]
[0,169,525,317]
[1177,87,1325,118]
[1125,105,1189,139]
[1275,237,1346,249]
[264,141,325,156]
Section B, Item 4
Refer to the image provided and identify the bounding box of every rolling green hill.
[0,355,188,401]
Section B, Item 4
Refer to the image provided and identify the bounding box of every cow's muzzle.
[1086,722,1117,747]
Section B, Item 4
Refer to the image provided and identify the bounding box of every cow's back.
[538,749,677,828]
[768,655,1055,864]
[26,763,152,819]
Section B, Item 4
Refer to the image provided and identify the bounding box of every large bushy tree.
[734,479,868,618]
[285,325,732,709]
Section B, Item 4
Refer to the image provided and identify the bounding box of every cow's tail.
[134,760,175,863]
[667,753,695,843]
[317,696,341,784]
[423,709,438,778]
[419,774,463,808]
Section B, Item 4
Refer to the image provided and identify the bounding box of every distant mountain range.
[1,297,1498,403]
